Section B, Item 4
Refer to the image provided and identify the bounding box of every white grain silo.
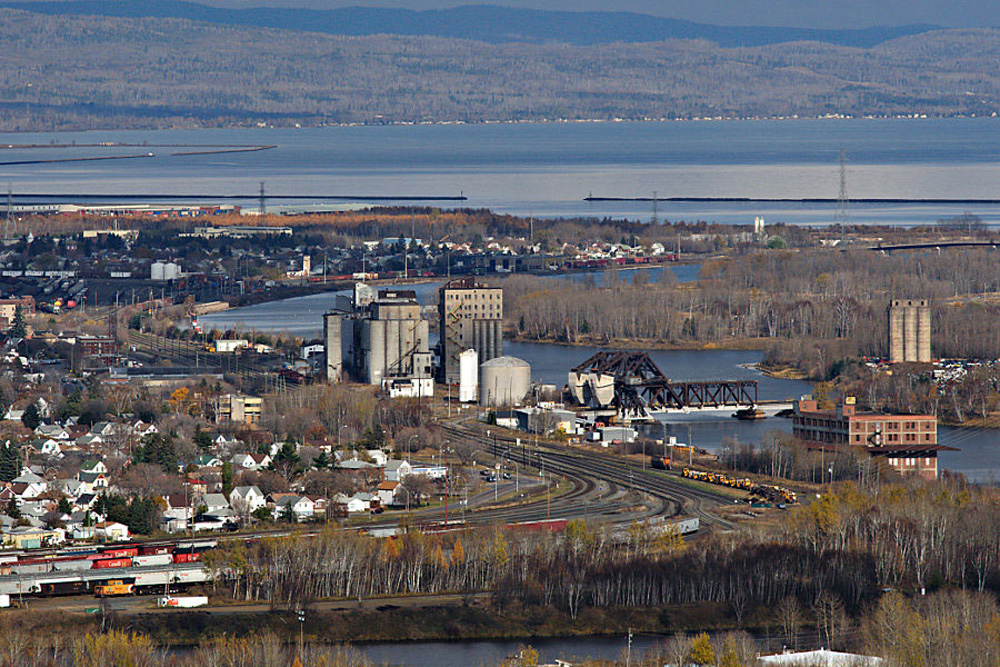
[150,261,166,281]
[459,349,479,403]
[480,356,531,407]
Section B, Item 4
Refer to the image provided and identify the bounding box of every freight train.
[0,540,217,577]
[681,467,798,505]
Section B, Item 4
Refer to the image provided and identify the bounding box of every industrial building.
[888,299,931,363]
[326,285,433,397]
[480,356,531,407]
[793,397,951,479]
[215,394,262,425]
[438,277,503,384]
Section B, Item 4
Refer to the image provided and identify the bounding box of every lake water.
[357,634,661,667]
[5,119,1000,224]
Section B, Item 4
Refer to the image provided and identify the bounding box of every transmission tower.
[837,149,849,227]
[259,181,267,219]
[651,190,659,225]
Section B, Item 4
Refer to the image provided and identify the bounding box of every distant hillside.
[0,0,938,48]
[0,9,996,132]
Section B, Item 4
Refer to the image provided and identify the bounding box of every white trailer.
[158,596,208,608]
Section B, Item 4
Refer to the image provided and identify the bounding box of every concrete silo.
[459,349,479,403]
[480,356,531,407]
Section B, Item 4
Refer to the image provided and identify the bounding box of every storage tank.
[459,348,478,403]
[480,356,531,407]
[151,261,166,281]
[164,262,181,280]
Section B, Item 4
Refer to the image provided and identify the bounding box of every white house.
[231,453,271,471]
[29,437,62,458]
[377,481,401,507]
[94,521,130,542]
[272,495,314,522]
[80,460,108,475]
[229,486,265,514]
[366,449,389,466]
[36,424,70,440]
[384,460,412,482]
[199,493,230,514]
[332,493,368,514]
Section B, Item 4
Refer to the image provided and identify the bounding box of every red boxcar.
[139,545,174,556]
[173,553,201,564]
[100,548,139,559]
[92,558,132,569]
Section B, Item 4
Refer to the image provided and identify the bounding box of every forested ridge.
[0,8,999,130]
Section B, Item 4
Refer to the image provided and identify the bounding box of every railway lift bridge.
[569,351,758,418]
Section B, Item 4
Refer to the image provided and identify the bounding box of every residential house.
[35,424,70,440]
[199,493,230,513]
[29,437,62,458]
[94,520,130,542]
[77,471,109,495]
[55,478,86,500]
[229,485,265,514]
[80,460,108,475]
[377,481,401,507]
[365,449,389,466]
[384,460,412,482]
[193,454,222,468]
[231,453,271,471]
[272,495,314,522]
[332,493,368,514]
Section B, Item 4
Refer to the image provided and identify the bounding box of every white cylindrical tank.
[480,356,531,407]
[164,262,181,280]
[459,348,479,403]
[150,261,165,280]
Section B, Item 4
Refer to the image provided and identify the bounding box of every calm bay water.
[4,119,1000,224]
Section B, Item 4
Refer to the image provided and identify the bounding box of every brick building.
[793,397,952,479]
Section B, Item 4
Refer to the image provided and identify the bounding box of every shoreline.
[505,334,775,352]
[3,115,996,137]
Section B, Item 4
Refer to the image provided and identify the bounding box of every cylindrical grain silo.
[459,349,479,403]
[480,356,531,407]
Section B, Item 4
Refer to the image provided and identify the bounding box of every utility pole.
[651,191,658,225]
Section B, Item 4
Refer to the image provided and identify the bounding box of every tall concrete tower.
[323,312,342,383]
[888,299,931,363]
[438,277,503,384]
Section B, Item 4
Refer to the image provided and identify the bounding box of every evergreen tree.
[688,633,716,666]
[57,496,72,515]
[193,428,213,451]
[312,451,331,470]
[21,404,40,431]
[0,442,19,482]
[5,498,19,520]
[9,306,26,340]
[221,461,234,496]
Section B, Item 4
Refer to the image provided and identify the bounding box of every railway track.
[442,421,739,531]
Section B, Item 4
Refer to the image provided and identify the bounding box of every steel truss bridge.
[571,351,758,417]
